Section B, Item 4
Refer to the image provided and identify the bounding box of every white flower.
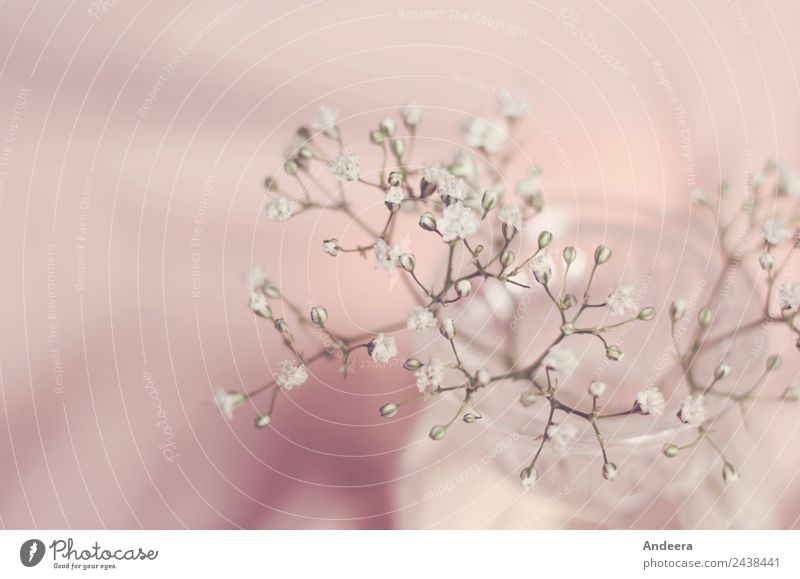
[243,265,268,291]
[516,170,542,206]
[436,202,479,242]
[498,90,530,120]
[606,285,639,316]
[778,164,800,198]
[248,291,271,317]
[329,153,362,182]
[520,467,538,491]
[588,381,607,397]
[542,345,578,376]
[374,239,401,273]
[759,252,775,270]
[498,204,524,232]
[779,282,800,310]
[384,185,404,206]
[462,117,508,153]
[400,102,421,127]
[275,360,308,390]
[369,333,397,364]
[691,187,709,205]
[406,306,437,333]
[679,394,706,427]
[423,164,467,201]
[450,151,479,183]
[312,105,339,138]
[529,253,554,284]
[415,358,445,393]
[546,422,579,452]
[265,196,296,222]
[636,387,665,416]
[762,219,790,246]
[213,389,246,421]
[322,239,340,256]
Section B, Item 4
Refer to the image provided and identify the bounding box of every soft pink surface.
[1,0,799,529]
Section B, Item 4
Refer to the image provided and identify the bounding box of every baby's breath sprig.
[224,100,799,493]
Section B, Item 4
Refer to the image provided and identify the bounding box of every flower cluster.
[220,98,799,496]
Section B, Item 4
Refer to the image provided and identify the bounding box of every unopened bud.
[670,299,687,322]
[520,390,537,407]
[502,223,517,242]
[284,159,299,176]
[714,363,731,380]
[767,354,782,371]
[310,305,328,325]
[440,318,456,340]
[274,318,289,333]
[429,424,447,440]
[255,415,272,428]
[537,230,553,249]
[562,294,577,309]
[520,466,538,491]
[638,307,656,321]
[264,176,279,191]
[388,171,403,187]
[606,345,623,361]
[594,244,612,265]
[380,403,399,418]
[403,358,422,370]
[462,413,480,424]
[323,239,340,256]
[500,249,515,267]
[419,212,437,231]
[722,463,738,483]
[370,130,385,144]
[398,253,416,272]
[602,462,618,481]
[391,139,405,157]
[698,307,712,327]
[455,279,472,297]
[481,190,498,212]
[379,117,396,137]
[563,246,577,265]
[662,443,680,458]
[561,322,575,336]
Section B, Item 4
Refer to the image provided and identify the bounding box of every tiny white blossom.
[546,422,579,452]
[244,265,268,291]
[779,282,800,310]
[415,358,445,393]
[312,105,339,138]
[265,196,296,222]
[679,394,706,427]
[248,291,271,317]
[498,204,524,232]
[400,102,422,127]
[606,285,639,316]
[588,381,607,397]
[636,387,666,416]
[759,252,775,270]
[329,153,362,182]
[498,90,530,120]
[374,238,401,273]
[778,164,800,198]
[213,389,246,421]
[520,467,538,491]
[406,306,437,334]
[450,151,479,183]
[516,169,542,206]
[385,185,404,206]
[322,239,340,256]
[423,164,467,201]
[691,187,709,205]
[461,117,508,153]
[762,219,790,246]
[275,360,308,390]
[542,345,578,376]
[369,333,397,364]
[530,253,554,284]
[436,202,480,242]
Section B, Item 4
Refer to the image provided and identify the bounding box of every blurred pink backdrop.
[1,0,800,529]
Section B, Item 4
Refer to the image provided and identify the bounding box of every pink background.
[1,0,799,529]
